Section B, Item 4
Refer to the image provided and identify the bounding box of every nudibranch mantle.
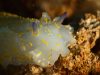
[0,12,75,67]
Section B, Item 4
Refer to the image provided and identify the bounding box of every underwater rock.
[0,12,75,67]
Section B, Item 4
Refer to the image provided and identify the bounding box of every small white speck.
[38,60,41,63]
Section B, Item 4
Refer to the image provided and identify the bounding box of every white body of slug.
[0,12,75,67]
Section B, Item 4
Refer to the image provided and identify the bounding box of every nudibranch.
[0,12,75,67]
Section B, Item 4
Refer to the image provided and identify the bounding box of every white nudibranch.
[0,12,75,67]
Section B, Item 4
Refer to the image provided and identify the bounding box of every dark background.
[0,0,99,29]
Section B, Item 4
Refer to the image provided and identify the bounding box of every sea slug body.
[0,12,75,67]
